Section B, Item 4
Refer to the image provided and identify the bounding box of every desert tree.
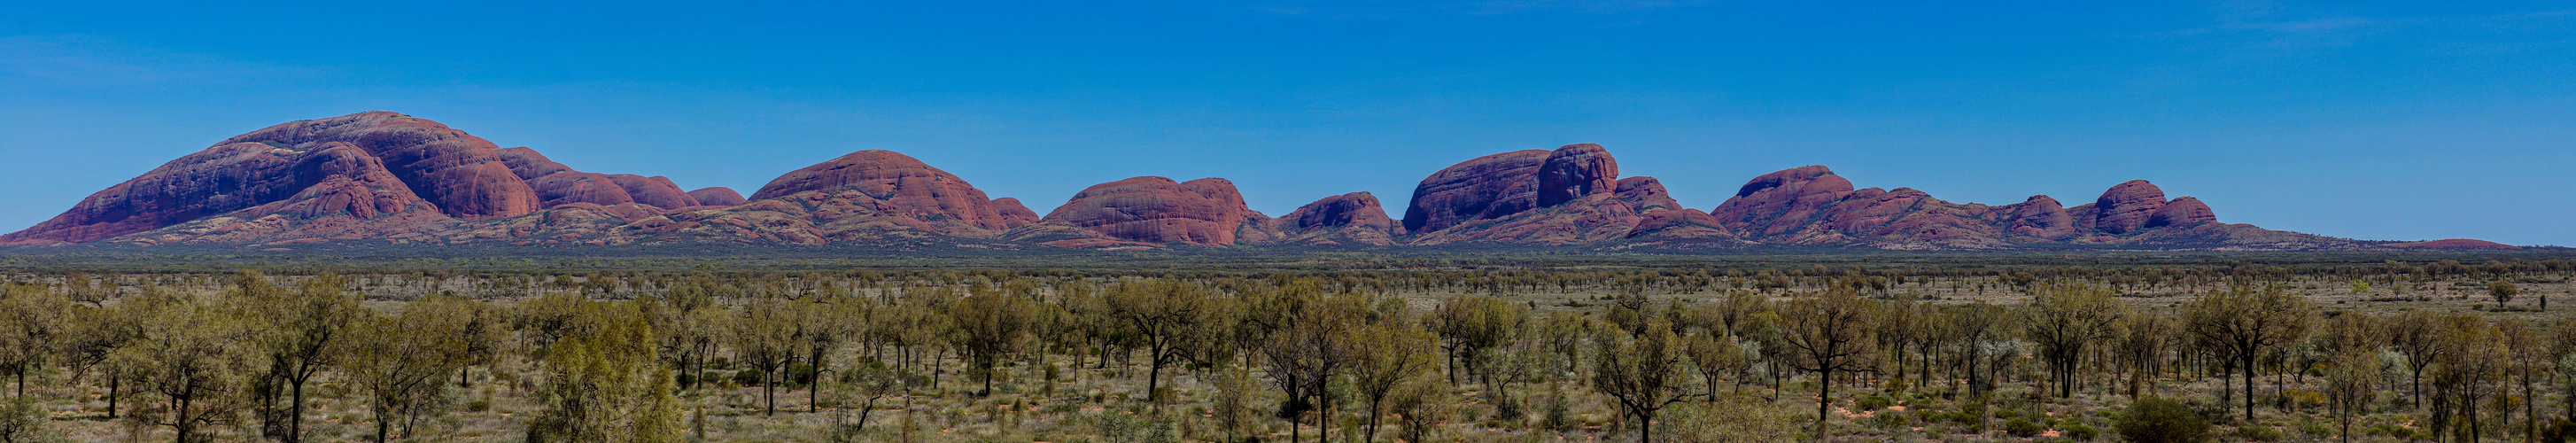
[1344,316,1436,443]
[242,272,361,442]
[1779,287,1877,438]
[1593,315,1695,443]
[2183,284,2316,421]
[524,299,683,443]
[112,290,259,443]
[2388,309,2448,408]
[2114,309,2176,398]
[0,284,67,398]
[1100,280,1221,405]
[2491,281,2521,306]
[2021,282,2124,398]
[2323,345,2379,443]
[952,288,1034,397]
[733,297,802,416]
[1261,290,1364,443]
[342,295,479,442]
[56,300,142,417]
[1431,295,1525,385]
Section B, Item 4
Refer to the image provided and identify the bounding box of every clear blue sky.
[4,1,2572,245]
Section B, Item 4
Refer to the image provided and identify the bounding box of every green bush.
[734,368,766,386]
[2231,425,2285,441]
[2004,417,2044,437]
[1871,410,1912,428]
[2064,423,2100,441]
[1857,394,1896,410]
[2117,397,2212,443]
[1993,408,2020,420]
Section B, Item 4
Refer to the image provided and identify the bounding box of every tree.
[1099,280,1220,406]
[2183,285,2315,422]
[2490,281,2521,306]
[1780,288,1877,437]
[1343,319,1435,443]
[733,298,802,416]
[243,273,361,443]
[524,300,683,443]
[341,297,475,442]
[112,291,258,443]
[2021,282,2124,398]
[1262,291,1363,443]
[2387,309,2448,408]
[951,289,1034,397]
[1431,295,1524,385]
[1594,315,1694,443]
[2323,346,2378,443]
[0,284,67,399]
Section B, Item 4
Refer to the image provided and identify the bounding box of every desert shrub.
[2116,397,2211,443]
[2004,417,2044,437]
[1659,395,1804,443]
[2231,425,2285,441]
[2063,423,2100,441]
[1857,394,1895,410]
[1992,408,2020,420]
[1871,409,1911,428]
[734,368,766,386]
[0,397,64,443]
[467,400,493,412]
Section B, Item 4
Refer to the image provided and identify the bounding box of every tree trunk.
[2243,351,2258,422]
[290,378,306,443]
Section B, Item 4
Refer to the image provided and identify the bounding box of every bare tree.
[1780,288,1876,439]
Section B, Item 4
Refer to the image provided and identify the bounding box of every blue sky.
[3,1,2572,245]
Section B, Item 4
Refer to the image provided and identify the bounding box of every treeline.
[0,267,2568,441]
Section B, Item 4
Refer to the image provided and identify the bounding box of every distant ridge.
[0,112,2519,252]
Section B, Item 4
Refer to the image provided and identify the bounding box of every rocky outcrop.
[1538,144,1619,207]
[495,147,697,210]
[1400,144,1739,245]
[2084,180,2170,234]
[1267,192,1401,245]
[2386,238,2520,249]
[1015,176,1267,245]
[216,112,541,220]
[1705,168,2245,248]
[0,112,2421,252]
[1401,150,1549,234]
[0,141,451,245]
[687,187,749,206]
[749,150,1027,233]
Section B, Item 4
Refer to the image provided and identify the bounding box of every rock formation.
[687,187,749,206]
[1400,144,1737,245]
[1014,176,1268,246]
[215,112,542,220]
[0,112,2426,252]
[1267,192,1401,245]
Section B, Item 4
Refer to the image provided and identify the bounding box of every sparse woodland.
[0,258,2570,442]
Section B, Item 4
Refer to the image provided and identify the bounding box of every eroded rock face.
[2090,180,2169,235]
[990,198,1041,228]
[1399,145,1738,245]
[1267,191,1400,245]
[1539,144,1619,207]
[0,141,450,245]
[493,147,696,209]
[1708,166,1856,237]
[217,112,540,220]
[1027,176,1261,245]
[750,150,1027,232]
[1705,169,2237,248]
[687,187,749,206]
[1401,150,1549,234]
[1996,196,2076,240]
